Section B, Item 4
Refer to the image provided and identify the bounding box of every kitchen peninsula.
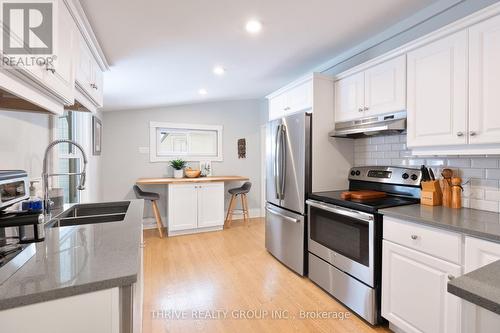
[136,176,249,236]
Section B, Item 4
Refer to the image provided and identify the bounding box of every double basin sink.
[48,201,130,228]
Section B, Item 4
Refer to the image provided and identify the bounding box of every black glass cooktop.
[309,190,420,213]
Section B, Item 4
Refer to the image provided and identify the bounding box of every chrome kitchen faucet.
[42,140,88,216]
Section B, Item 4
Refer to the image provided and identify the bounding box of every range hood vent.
[330,111,407,139]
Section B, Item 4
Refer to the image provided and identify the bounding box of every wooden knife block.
[420,181,442,206]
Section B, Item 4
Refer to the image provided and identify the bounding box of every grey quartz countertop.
[0,199,144,311]
[380,204,500,242]
[448,260,500,315]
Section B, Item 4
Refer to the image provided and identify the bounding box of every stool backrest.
[133,185,143,199]
[241,182,252,193]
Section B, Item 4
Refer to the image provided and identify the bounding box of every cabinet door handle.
[358,107,363,112]
[46,64,56,74]
[411,235,418,240]
[447,274,455,281]
[364,106,369,111]
[456,132,464,137]
[469,131,477,136]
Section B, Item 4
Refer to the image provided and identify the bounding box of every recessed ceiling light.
[213,66,226,76]
[245,19,262,34]
[198,88,208,96]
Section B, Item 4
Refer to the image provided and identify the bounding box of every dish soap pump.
[22,180,43,213]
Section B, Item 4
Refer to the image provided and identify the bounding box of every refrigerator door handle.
[274,124,281,199]
[266,206,300,223]
[280,124,287,198]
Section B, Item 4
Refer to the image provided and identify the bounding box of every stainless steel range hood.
[330,111,406,138]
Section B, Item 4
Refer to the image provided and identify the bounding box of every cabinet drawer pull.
[447,274,455,281]
[411,235,418,240]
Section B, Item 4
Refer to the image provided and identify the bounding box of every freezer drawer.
[265,203,305,276]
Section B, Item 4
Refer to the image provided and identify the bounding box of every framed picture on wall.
[92,116,102,156]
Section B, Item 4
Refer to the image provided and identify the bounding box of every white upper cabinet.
[364,55,406,118]
[0,0,106,114]
[43,1,77,104]
[334,72,364,122]
[285,81,312,115]
[267,76,314,120]
[334,55,406,122]
[468,14,500,145]
[407,30,468,148]
[76,35,104,107]
[269,93,285,120]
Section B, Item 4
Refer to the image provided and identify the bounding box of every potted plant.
[170,159,187,178]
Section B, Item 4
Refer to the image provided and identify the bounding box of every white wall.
[101,99,267,226]
[0,110,50,178]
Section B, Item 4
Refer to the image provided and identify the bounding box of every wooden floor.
[143,218,391,333]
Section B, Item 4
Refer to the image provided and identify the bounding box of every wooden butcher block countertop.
[136,176,249,185]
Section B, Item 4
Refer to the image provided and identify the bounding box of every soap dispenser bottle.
[22,180,43,213]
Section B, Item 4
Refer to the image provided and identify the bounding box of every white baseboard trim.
[142,216,166,230]
[142,208,264,229]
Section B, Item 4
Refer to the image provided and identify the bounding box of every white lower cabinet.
[382,240,462,333]
[133,230,145,333]
[462,237,500,333]
[168,182,225,235]
[0,288,120,333]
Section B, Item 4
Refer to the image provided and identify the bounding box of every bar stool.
[225,182,252,228]
[133,185,164,238]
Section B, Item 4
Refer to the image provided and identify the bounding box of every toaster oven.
[0,170,29,210]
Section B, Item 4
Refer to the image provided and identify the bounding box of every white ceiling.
[80,0,439,111]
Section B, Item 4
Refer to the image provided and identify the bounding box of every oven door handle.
[306,199,374,223]
[266,206,300,223]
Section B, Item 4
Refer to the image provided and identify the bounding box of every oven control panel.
[348,166,421,186]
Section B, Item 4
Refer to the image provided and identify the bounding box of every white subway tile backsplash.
[384,136,400,144]
[425,159,446,166]
[353,134,500,213]
[391,159,408,166]
[486,169,500,180]
[400,150,413,158]
[471,158,499,168]
[408,159,426,166]
[470,179,498,189]
[384,151,400,159]
[447,159,471,168]
[459,168,485,179]
[370,137,385,144]
[391,143,406,151]
[470,199,499,213]
[377,144,392,152]
[485,190,500,201]
[371,152,385,159]
[376,159,392,166]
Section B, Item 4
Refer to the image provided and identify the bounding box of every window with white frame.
[150,122,223,162]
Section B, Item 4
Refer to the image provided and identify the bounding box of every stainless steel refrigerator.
[265,112,311,276]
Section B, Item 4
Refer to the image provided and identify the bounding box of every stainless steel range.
[306,166,422,325]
